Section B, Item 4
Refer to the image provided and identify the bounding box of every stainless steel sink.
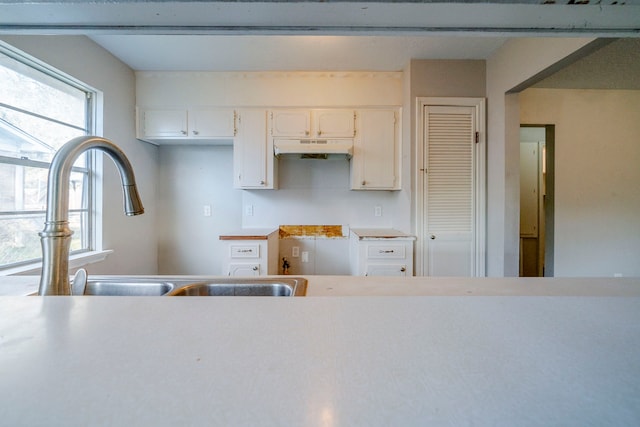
[29,276,307,297]
[83,278,177,296]
[166,278,307,297]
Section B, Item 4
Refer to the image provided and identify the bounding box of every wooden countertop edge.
[219,235,271,240]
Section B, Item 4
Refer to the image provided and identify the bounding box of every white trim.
[415,97,486,277]
[0,42,104,269]
[0,250,113,276]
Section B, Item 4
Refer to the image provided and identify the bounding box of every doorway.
[519,125,554,277]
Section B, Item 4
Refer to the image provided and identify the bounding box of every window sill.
[0,250,113,276]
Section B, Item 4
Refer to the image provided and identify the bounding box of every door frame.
[520,123,555,277]
[415,97,486,276]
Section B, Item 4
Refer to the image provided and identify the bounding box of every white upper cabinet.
[137,107,236,145]
[188,108,236,138]
[270,109,311,138]
[350,109,400,190]
[270,109,355,138]
[233,109,277,190]
[139,108,187,139]
[314,109,356,138]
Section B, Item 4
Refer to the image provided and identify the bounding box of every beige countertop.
[3,275,640,297]
[1,275,639,425]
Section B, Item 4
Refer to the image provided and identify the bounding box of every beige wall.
[136,71,403,107]
[141,71,406,275]
[486,37,595,276]
[0,35,159,275]
[149,62,487,275]
[3,35,614,277]
[520,88,640,277]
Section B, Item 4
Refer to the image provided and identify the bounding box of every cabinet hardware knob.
[305,131,309,136]
[260,180,265,185]
[317,131,322,136]
[362,181,366,186]
[252,266,259,271]
[400,267,406,272]
[180,130,187,135]
[192,130,199,135]
[430,235,436,240]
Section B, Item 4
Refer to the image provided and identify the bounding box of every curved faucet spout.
[38,136,144,296]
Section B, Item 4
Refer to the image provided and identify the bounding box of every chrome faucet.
[38,136,144,295]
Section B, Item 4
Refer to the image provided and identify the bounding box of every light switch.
[203,205,212,217]
[292,247,300,257]
[245,205,254,216]
[301,251,309,263]
[374,205,382,217]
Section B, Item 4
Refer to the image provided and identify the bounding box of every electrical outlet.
[301,251,309,263]
[245,205,253,216]
[374,205,382,217]
[292,247,300,257]
[203,205,211,217]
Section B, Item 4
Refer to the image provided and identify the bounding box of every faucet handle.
[71,268,87,296]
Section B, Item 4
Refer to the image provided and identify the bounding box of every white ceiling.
[2,0,639,72]
[89,35,508,71]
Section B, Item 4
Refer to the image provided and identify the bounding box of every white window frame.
[0,41,110,275]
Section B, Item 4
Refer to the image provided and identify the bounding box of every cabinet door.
[141,109,188,138]
[234,109,276,189]
[228,264,261,276]
[189,108,236,138]
[351,109,399,190]
[365,264,408,276]
[270,109,311,137]
[314,109,355,138]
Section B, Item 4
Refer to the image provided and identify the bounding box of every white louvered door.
[423,105,476,276]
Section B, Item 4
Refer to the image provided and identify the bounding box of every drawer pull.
[379,250,395,254]
[238,249,253,253]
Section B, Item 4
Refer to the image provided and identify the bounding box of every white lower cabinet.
[350,229,415,276]
[220,229,279,276]
[364,264,408,277]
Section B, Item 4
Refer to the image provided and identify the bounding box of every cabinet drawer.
[229,244,261,259]
[366,244,406,259]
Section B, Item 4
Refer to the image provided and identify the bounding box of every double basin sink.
[79,276,307,297]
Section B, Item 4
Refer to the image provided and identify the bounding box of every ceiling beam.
[1,2,639,36]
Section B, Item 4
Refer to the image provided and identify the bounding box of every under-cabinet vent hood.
[274,139,353,159]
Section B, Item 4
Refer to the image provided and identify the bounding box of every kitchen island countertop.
[1,275,639,426]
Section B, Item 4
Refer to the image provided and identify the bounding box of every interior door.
[423,105,476,276]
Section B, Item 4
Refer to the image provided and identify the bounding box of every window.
[0,43,96,270]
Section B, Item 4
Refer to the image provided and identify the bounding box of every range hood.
[274,139,353,159]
